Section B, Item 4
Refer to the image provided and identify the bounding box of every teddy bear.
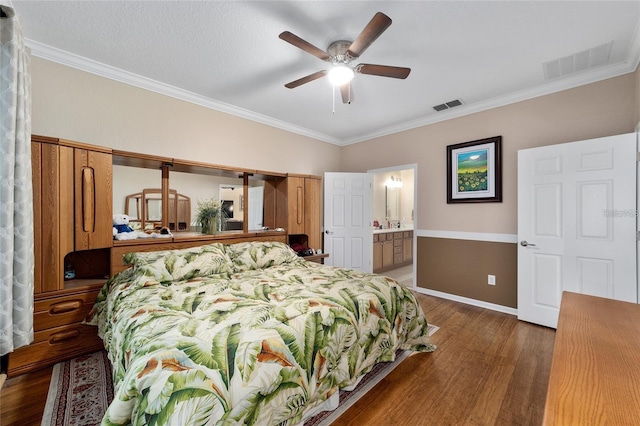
[113,214,173,240]
[113,214,152,240]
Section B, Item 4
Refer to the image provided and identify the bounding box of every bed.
[87,241,435,425]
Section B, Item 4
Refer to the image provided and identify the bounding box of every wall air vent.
[542,41,613,81]
[433,99,463,112]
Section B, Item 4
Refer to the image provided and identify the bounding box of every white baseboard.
[413,287,518,316]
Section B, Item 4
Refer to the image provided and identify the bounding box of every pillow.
[123,243,233,281]
[227,241,300,272]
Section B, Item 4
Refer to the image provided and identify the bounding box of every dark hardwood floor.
[0,364,53,426]
[333,294,556,426]
[0,294,555,426]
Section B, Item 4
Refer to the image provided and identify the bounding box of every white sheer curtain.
[0,4,34,356]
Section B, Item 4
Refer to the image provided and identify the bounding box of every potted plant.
[195,198,223,235]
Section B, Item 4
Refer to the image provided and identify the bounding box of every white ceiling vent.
[433,99,463,112]
[543,41,613,80]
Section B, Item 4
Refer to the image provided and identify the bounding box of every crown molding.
[343,22,640,146]
[628,16,640,73]
[27,38,639,148]
[26,39,342,146]
[342,60,638,146]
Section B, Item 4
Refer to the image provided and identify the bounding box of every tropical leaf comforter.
[88,241,435,426]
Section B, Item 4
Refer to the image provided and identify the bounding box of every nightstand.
[303,253,329,264]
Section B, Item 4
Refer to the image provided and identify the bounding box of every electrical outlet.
[488,275,496,285]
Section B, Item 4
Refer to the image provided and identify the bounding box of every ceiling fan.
[279,12,411,104]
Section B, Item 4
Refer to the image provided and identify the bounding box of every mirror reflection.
[247,178,265,231]
[170,170,243,233]
[219,184,243,231]
[372,169,414,229]
[124,189,191,231]
[113,165,245,234]
[113,160,278,236]
[113,165,162,231]
[386,185,400,221]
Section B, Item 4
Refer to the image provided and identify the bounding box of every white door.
[247,186,264,230]
[324,173,373,272]
[518,133,637,328]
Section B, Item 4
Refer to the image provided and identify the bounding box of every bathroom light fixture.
[327,64,355,86]
[387,176,403,188]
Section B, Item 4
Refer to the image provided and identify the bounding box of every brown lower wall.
[416,237,517,308]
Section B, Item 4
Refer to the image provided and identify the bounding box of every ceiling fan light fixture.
[328,64,354,86]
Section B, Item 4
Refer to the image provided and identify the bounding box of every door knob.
[325,230,333,235]
[520,240,537,247]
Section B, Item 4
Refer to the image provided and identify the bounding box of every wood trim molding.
[417,229,518,243]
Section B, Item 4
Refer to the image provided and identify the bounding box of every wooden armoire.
[8,136,113,376]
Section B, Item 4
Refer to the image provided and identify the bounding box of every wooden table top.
[543,291,640,425]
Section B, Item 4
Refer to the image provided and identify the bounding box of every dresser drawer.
[373,234,379,242]
[403,231,413,238]
[394,253,404,263]
[34,289,100,331]
[393,232,403,240]
[8,323,103,376]
[393,239,403,247]
[394,245,403,254]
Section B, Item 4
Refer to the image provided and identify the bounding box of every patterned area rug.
[41,325,438,426]
[41,351,114,426]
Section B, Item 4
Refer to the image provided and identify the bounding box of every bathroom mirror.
[386,186,400,221]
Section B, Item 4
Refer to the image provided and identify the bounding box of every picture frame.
[446,136,502,203]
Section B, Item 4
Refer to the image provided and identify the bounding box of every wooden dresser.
[543,291,640,425]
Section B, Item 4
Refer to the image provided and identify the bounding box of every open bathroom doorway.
[368,164,417,289]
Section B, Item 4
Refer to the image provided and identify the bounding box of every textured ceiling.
[9,0,640,145]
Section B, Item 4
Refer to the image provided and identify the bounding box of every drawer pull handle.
[50,300,82,314]
[49,329,80,344]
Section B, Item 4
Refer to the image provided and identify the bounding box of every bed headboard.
[110,232,287,275]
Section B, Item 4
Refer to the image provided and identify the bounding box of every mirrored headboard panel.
[113,153,166,230]
[112,151,287,237]
[171,170,242,232]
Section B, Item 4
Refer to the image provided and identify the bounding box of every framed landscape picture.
[446,136,502,203]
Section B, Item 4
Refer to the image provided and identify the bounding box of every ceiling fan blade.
[356,64,411,79]
[279,31,331,61]
[284,70,328,89]
[346,12,392,58]
[340,83,354,104]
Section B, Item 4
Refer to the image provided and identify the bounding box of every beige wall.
[341,72,637,307]
[33,56,637,232]
[341,73,637,234]
[31,58,342,175]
